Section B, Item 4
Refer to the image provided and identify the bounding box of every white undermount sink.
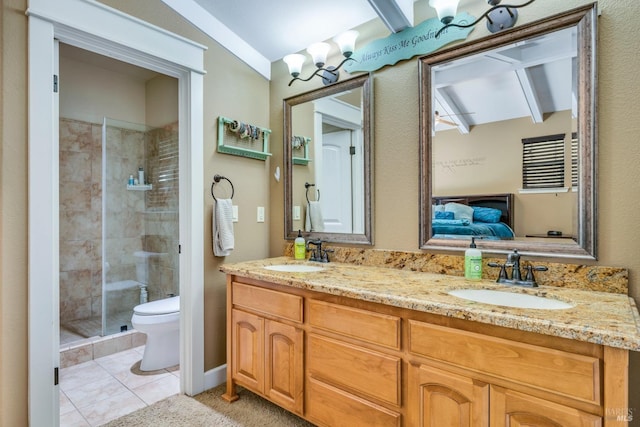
[448,289,574,310]
[263,264,325,273]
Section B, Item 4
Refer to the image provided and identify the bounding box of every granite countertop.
[221,256,640,352]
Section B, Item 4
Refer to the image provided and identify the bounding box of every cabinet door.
[408,363,489,427]
[265,319,303,415]
[490,386,601,427]
[230,309,264,392]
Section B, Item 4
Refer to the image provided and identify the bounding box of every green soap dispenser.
[464,237,482,280]
[294,230,306,260]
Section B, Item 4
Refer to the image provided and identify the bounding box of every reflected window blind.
[522,134,565,189]
[571,132,578,188]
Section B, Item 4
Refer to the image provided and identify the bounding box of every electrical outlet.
[232,205,239,222]
[293,205,301,220]
[257,206,265,223]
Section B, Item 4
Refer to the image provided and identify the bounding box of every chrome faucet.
[306,239,333,263]
[488,249,548,287]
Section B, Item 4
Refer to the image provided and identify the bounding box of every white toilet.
[132,295,180,371]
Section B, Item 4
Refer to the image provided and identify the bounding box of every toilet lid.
[134,296,180,315]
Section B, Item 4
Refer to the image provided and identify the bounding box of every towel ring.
[211,174,234,201]
[305,182,320,203]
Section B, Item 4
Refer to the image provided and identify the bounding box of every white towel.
[213,199,234,257]
[305,201,324,232]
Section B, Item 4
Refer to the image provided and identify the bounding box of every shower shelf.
[127,184,153,191]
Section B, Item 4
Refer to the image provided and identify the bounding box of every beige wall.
[2,0,640,424]
[1,1,29,425]
[269,0,640,414]
[146,75,178,128]
[59,53,147,125]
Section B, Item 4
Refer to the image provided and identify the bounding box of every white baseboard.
[203,363,227,390]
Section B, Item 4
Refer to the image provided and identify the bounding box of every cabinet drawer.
[232,282,303,323]
[408,321,600,404]
[306,377,401,427]
[308,334,401,406]
[308,300,401,350]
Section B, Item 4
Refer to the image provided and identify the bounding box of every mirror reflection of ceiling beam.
[433,30,576,88]
[515,67,543,123]
[434,90,470,134]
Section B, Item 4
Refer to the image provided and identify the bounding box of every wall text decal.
[435,157,487,173]
[344,13,475,74]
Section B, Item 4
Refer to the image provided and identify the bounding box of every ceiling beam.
[366,0,413,33]
[515,68,544,123]
[435,90,470,134]
[161,0,271,79]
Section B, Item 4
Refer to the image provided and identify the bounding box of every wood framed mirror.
[284,73,373,244]
[419,4,597,259]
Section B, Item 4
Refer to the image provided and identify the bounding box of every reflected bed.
[432,193,514,239]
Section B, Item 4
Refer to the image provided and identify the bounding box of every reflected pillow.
[444,202,474,222]
[472,206,503,223]
[435,211,455,220]
[431,204,445,219]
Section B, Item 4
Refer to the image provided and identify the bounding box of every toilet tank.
[134,251,167,284]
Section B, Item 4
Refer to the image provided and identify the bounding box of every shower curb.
[60,330,146,368]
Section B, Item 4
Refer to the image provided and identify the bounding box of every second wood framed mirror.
[419,4,597,259]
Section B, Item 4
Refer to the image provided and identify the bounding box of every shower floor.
[60,310,134,346]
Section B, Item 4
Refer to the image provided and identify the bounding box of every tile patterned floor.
[59,346,180,426]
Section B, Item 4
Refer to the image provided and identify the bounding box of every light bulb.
[307,42,330,68]
[429,0,460,25]
[283,54,306,78]
[333,30,359,58]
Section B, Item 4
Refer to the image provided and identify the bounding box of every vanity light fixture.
[283,30,359,87]
[432,0,536,38]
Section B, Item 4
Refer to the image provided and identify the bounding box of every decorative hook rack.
[292,135,312,166]
[217,116,272,161]
[211,174,235,201]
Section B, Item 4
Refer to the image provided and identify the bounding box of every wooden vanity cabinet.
[408,363,489,427]
[224,280,304,415]
[305,300,403,427]
[223,275,630,427]
[407,320,605,426]
[490,386,601,427]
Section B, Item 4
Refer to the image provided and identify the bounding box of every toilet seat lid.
[134,296,180,315]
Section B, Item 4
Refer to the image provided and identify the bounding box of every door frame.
[313,97,364,233]
[27,0,206,424]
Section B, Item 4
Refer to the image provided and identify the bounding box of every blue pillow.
[435,211,454,220]
[431,204,445,219]
[472,206,503,223]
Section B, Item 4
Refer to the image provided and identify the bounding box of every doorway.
[28,1,206,424]
[58,45,180,348]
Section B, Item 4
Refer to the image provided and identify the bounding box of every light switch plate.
[257,206,265,223]
[232,205,238,222]
[293,205,301,220]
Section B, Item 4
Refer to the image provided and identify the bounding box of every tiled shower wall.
[59,118,179,329]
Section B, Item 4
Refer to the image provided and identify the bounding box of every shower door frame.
[27,0,206,425]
